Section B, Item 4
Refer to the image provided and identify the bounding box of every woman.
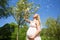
[24,14,41,40]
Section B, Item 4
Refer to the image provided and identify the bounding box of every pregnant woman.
[24,14,41,40]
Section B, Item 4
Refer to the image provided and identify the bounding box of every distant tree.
[0,23,11,40]
[45,17,60,40]
[0,23,15,40]
[0,23,18,40]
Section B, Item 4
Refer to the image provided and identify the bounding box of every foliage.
[41,17,60,40]
[0,23,15,40]
[19,25,28,40]
[0,0,10,18]
[0,23,28,40]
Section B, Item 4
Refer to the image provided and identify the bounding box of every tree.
[11,0,40,25]
[10,0,40,40]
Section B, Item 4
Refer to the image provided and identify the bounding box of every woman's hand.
[29,35,35,39]
[24,14,28,19]
[28,35,35,40]
[24,15,31,23]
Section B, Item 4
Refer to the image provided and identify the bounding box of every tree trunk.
[16,25,19,40]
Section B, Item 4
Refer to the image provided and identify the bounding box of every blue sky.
[0,0,60,28]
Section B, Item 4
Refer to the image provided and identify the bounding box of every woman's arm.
[24,18,31,23]
[34,20,41,37]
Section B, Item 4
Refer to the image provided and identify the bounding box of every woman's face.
[33,14,38,18]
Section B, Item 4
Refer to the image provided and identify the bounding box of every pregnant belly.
[27,27,36,37]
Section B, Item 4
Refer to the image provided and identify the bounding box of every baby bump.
[27,27,36,37]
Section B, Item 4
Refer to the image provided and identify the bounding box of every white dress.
[26,21,41,40]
